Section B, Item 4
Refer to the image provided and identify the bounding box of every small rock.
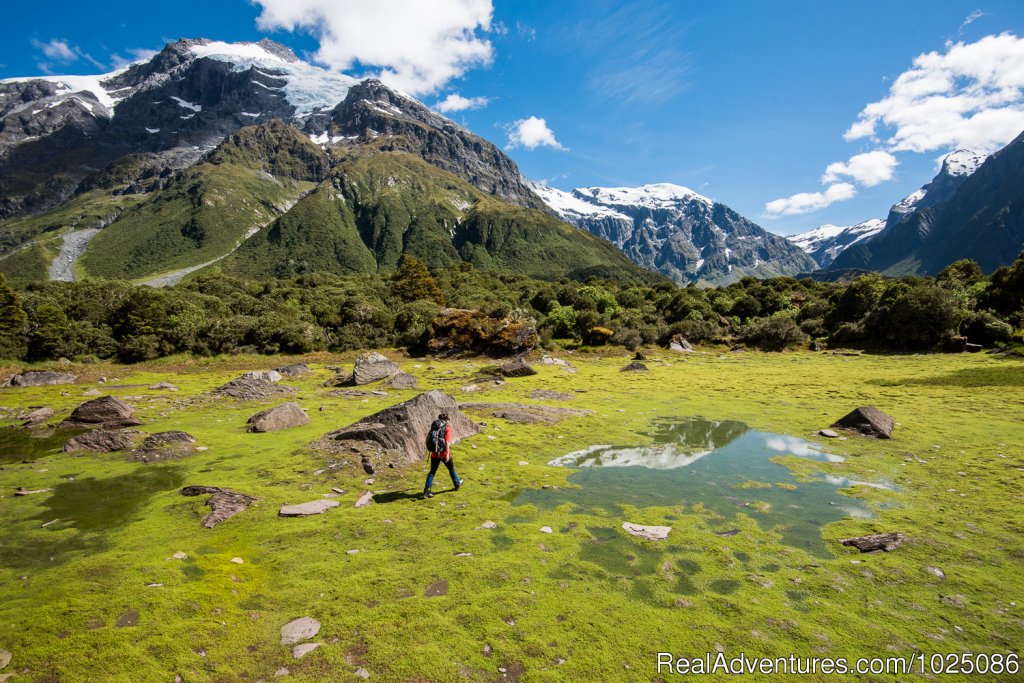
[480,521,497,529]
[346,549,361,555]
[148,382,179,391]
[172,551,188,560]
[354,491,374,508]
[292,643,322,659]
[0,648,10,669]
[364,478,375,485]
[281,617,321,645]
[355,668,370,680]
[620,361,648,372]
[818,429,839,438]
[622,522,672,541]
[275,667,290,676]
[230,557,244,564]
[539,526,553,534]
[518,460,529,466]
[279,500,340,517]
[926,566,946,580]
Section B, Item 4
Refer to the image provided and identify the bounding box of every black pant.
[425,456,458,488]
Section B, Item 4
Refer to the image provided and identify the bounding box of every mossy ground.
[0,349,1022,682]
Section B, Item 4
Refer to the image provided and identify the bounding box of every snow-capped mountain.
[827,149,989,274]
[789,219,885,268]
[530,182,817,285]
[0,38,544,219]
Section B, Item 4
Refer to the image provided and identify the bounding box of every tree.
[0,273,27,359]
[391,255,444,305]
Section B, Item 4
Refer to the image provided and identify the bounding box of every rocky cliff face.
[530,182,817,285]
[0,38,544,220]
[788,219,885,268]
[827,150,989,274]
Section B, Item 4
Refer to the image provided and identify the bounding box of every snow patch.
[170,96,202,112]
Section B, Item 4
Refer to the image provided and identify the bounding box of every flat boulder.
[8,371,77,387]
[314,390,479,464]
[669,338,694,352]
[528,390,574,401]
[148,382,178,391]
[279,499,340,517]
[840,532,906,552]
[60,395,142,429]
[388,372,418,390]
[460,402,592,425]
[832,406,894,439]
[280,617,321,645]
[352,352,400,385]
[621,361,648,372]
[499,359,537,378]
[132,431,198,462]
[275,363,311,376]
[247,402,309,433]
[212,377,295,400]
[22,407,54,427]
[240,370,282,382]
[622,522,671,541]
[181,486,255,528]
[64,429,140,452]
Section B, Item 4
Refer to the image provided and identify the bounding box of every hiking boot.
[454,478,464,491]
[423,488,434,499]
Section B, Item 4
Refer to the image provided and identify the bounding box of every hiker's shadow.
[373,489,456,503]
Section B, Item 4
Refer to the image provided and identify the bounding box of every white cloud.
[844,32,1024,154]
[434,93,490,113]
[763,183,857,218]
[505,116,567,151]
[821,150,898,187]
[960,9,984,33]
[34,39,76,62]
[253,0,494,95]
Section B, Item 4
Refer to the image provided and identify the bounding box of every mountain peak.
[575,183,713,209]
[940,149,986,177]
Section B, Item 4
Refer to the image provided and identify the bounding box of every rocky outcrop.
[831,407,894,439]
[247,402,310,433]
[8,371,77,387]
[669,338,694,352]
[351,352,400,385]
[132,431,197,462]
[313,390,478,464]
[388,372,418,390]
[60,395,142,428]
[840,532,906,552]
[275,363,311,376]
[64,429,140,452]
[212,377,295,400]
[240,370,282,382]
[427,308,538,356]
[21,407,54,427]
[180,485,255,528]
[499,359,537,378]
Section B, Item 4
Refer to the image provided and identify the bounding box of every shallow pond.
[514,416,893,556]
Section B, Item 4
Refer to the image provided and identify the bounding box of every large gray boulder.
[831,406,894,439]
[8,370,77,387]
[212,377,295,400]
[314,390,479,464]
[60,395,142,428]
[64,429,140,452]
[352,352,400,385]
[247,402,310,433]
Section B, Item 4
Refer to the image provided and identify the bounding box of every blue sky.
[3,1,1023,235]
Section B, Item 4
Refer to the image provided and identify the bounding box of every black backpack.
[426,419,448,453]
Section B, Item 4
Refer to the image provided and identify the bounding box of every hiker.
[423,412,463,498]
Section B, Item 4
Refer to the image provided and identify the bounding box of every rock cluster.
[213,377,295,400]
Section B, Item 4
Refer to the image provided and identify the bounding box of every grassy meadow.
[0,348,1022,682]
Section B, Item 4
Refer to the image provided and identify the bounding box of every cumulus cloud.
[821,150,898,187]
[434,93,490,113]
[844,32,1024,154]
[253,0,494,95]
[505,116,567,151]
[763,183,857,218]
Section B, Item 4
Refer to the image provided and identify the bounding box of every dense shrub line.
[0,254,1021,363]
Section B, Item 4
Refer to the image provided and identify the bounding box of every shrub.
[739,314,808,351]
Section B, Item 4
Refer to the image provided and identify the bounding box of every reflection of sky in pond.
[516,417,894,557]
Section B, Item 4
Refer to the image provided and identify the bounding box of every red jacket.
[430,423,454,459]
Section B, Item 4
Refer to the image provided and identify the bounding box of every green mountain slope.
[218,151,654,282]
[78,121,324,280]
